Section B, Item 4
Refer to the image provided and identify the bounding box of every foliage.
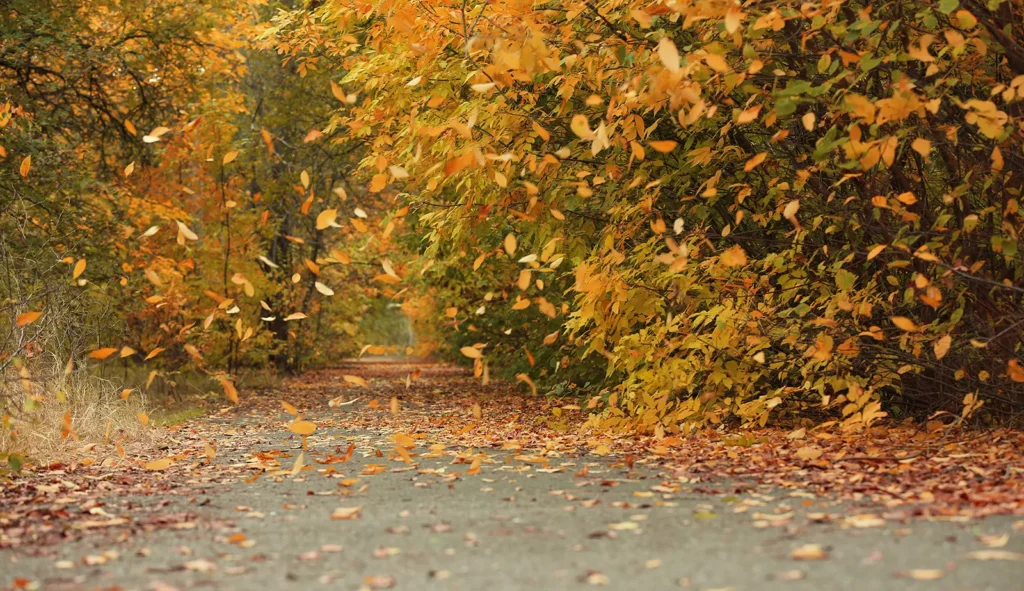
[268,0,1024,433]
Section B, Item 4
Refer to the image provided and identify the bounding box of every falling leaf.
[315,282,335,296]
[890,316,918,332]
[343,374,368,387]
[648,140,678,153]
[124,161,135,177]
[88,348,118,360]
[285,312,307,321]
[657,37,680,72]
[281,400,298,415]
[933,335,951,360]
[175,220,198,241]
[720,245,748,267]
[460,346,483,359]
[289,420,317,436]
[907,570,944,581]
[143,347,165,361]
[219,377,239,404]
[138,412,149,425]
[316,209,338,230]
[19,155,31,178]
[73,258,87,279]
[222,150,239,165]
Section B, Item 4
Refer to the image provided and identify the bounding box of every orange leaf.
[890,316,917,332]
[648,140,678,153]
[15,311,42,327]
[289,420,317,436]
[219,377,239,403]
[144,458,173,471]
[88,348,118,360]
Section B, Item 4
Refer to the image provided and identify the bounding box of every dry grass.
[1,368,164,468]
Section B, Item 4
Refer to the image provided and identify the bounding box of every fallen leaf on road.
[771,570,805,581]
[906,569,944,580]
[363,575,396,589]
[791,544,828,560]
[331,506,363,520]
[184,559,217,573]
[966,550,1023,561]
[977,533,1009,548]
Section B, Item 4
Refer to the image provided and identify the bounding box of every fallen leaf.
[791,544,828,561]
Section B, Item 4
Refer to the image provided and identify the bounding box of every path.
[2,361,1022,590]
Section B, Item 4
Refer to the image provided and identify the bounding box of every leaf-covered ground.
[2,361,1022,590]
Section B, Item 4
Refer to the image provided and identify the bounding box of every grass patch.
[1,369,162,473]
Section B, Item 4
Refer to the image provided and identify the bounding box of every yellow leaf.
[289,420,317,436]
[570,114,593,140]
[704,53,729,72]
[743,152,767,171]
[222,150,239,165]
[124,161,135,177]
[720,245,748,267]
[503,233,517,256]
[867,244,887,260]
[138,412,149,425]
[737,105,761,124]
[802,111,816,131]
[516,373,537,396]
[460,346,483,359]
[300,170,310,188]
[144,347,165,361]
[390,396,399,415]
[657,37,680,72]
[261,128,274,155]
[124,119,137,136]
[532,121,550,142]
[330,80,346,102]
[19,155,31,179]
[144,458,173,471]
[73,258,87,279]
[933,335,951,360]
[15,311,42,327]
[911,138,931,158]
[280,400,298,415]
[343,374,368,387]
[783,200,800,220]
[119,346,136,358]
[314,281,334,296]
[284,312,307,321]
[890,316,918,332]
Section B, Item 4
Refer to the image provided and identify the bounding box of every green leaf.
[937,0,959,14]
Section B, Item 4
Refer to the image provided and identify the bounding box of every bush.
[269,0,1024,432]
